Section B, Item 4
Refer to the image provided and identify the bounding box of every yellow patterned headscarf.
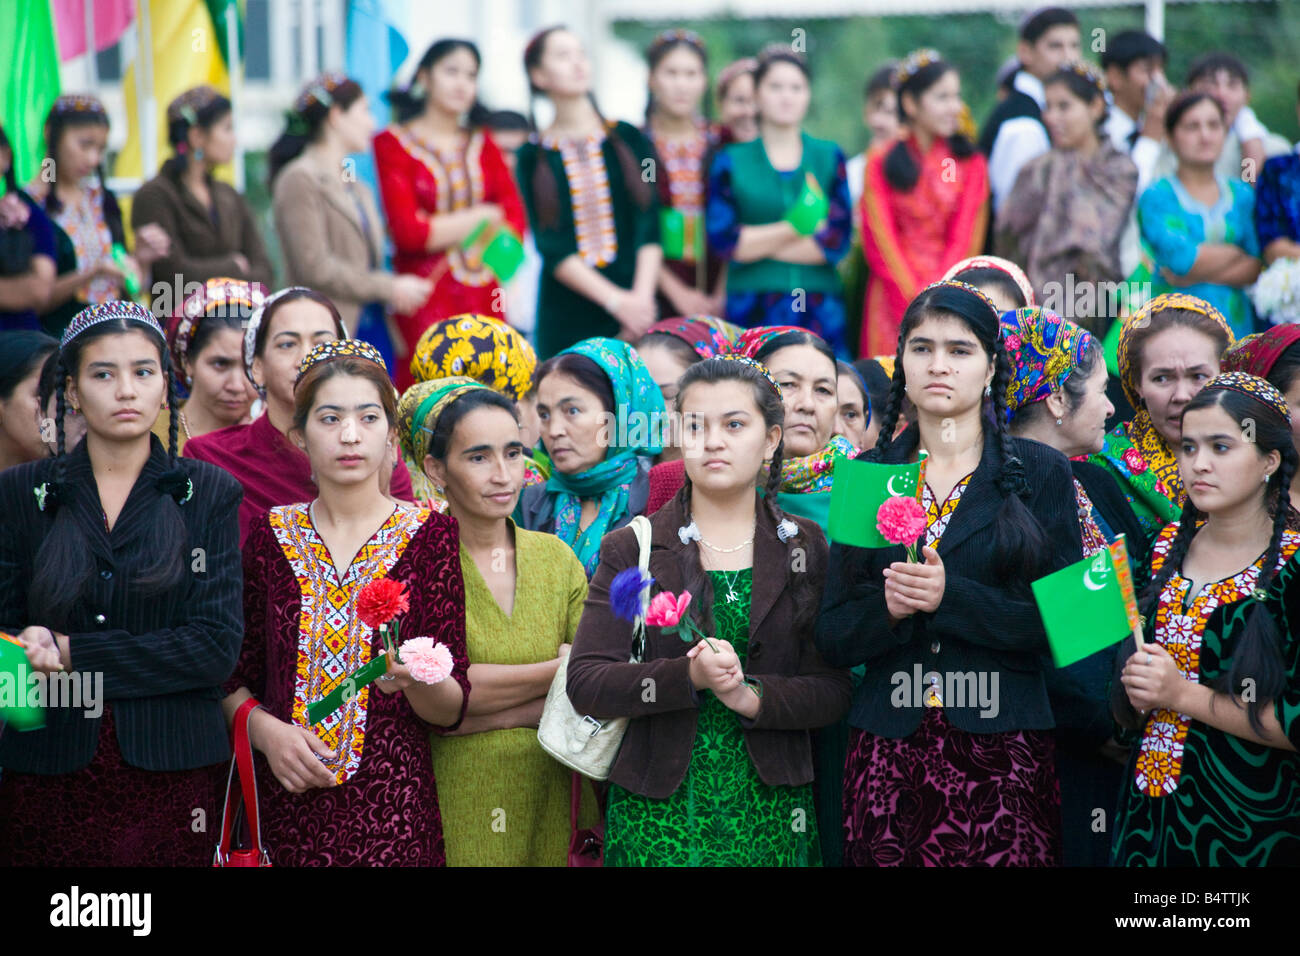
[409,314,536,400]
[397,376,487,467]
[1116,292,1234,409]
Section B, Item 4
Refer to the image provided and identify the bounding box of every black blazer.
[816,424,1083,736]
[0,435,244,773]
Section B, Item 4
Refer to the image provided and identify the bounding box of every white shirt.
[847,150,868,240]
[988,71,1050,214]
[1103,100,1163,193]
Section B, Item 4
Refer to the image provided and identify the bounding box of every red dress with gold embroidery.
[230,503,470,866]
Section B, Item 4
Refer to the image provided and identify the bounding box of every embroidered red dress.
[860,134,989,357]
[373,126,527,389]
[230,502,470,866]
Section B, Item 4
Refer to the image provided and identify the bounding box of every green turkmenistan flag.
[0,0,61,189]
[0,631,46,732]
[1031,535,1140,668]
[827,452,927,549]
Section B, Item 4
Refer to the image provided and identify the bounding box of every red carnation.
[356,577,409,629]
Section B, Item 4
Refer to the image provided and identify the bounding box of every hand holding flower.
[686,638,742,694]
[882,545,945,614]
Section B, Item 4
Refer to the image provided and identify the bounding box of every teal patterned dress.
[603,569,822,866]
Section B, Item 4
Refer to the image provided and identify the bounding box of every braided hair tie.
[157,469,195,505]
[998,455,1031,499]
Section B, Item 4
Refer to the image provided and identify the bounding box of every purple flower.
[610,566,654,623]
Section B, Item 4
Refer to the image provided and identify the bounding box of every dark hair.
[268,77,365,186]
[951,266,1030,310]
[427,388,519,460]
[884,59,976,191]
[186,310,248,370]
[837,359,871,428]
[754,46,810,87]
[161,93,233,180]
[42,105,125,246]
[523,26,653,231]
[534,352,616,418]
[716,57,757,103]
[674,356,816,632]
[387,39,490,125]
[864,62,898,101]
[484,109,533,134]
[292,356,398,437]
[853,357,894,419]
[751,328,837,376]
[645,34,709,126]
[1186,51,1249,89]
[30,320,185,628]
[0,331,58,401]
[1113,386,1298,735]
[1263,342,1300,397]
[1165,90,1227,139]
[1043,65,1108,133]
[637,330,704,371]
[1020,7,1079,43]
[251,289,346,362]
[1007,335,1104,432]
[37,347,60,413]
[869,283,1049,584]
[0,122,18,194]
[1100,30,1166,72]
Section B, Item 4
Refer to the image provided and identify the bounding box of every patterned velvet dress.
[842,475,1063,866]
[1113,524,1300,865]
[603,569,821,866]
[231,502,470,866]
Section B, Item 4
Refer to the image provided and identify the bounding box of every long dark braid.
[867,357,907,462]
[165,360,180,463]
[987,338,1049,584]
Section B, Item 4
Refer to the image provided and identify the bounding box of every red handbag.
[568,772,604,867]
[213,697,272,867]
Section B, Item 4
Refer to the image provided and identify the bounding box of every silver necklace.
[716,568,743,603]
[699,520,755,554]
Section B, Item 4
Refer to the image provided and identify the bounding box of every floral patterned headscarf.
[999,307,1093,417]
[409,313,537,400]
[1221,326,1300,384]
[644,315,742,359]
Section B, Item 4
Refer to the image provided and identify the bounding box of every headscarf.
[1202,371,1291,424]
[1116,292,1234,409]
[545,337,666,575]
[734,325,808,361]
[999,307,1093,417]
[1221,326,1300,383]
[409,313,536,400]
[242,286,348,386]
[644,315,742,360]
[169,277,267,374]
[942,255,1036,308]
[397,377,486,469]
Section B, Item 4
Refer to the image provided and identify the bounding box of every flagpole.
[135,0,157,181]
[224,0,244,193]
[84,0,98,88]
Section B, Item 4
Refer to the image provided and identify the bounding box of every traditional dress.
[707,134,853,357]
[996,142,1138,333]
[41,181,121,337]
[232,502,470,866]
[1256,152,1300,258]
[516,121,661,359]
[604,569,821,866]
[1138,174,1259,339]
[1113,523,1300,865]
[430,523,587,866]
[860,134,989,357]
[373,126,527,388]
[646,120,725,315]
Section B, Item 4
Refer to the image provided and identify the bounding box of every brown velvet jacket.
[566,489,851,799]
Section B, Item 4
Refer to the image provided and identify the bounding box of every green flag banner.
[0,0,61,188]
[784,171,829,236]
[1031,535,1140,668]
[0,632,46,732]
[827,452,927,549]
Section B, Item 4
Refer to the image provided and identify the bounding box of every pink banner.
[52,0,135,61]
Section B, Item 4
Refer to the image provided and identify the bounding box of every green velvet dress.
[603,568,822,866]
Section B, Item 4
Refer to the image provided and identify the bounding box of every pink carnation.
[1122,447,1148,475]
[876,495,926,546]
[398,637,455,684]
[646,590,692,628]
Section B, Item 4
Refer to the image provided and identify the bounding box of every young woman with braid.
[1112,372,1300,865]
[0,301,244,865]
[817,280,1084,866]
[567,355,851,866]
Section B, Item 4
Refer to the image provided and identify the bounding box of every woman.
[1222,326,1300,523]
[183,287,414,544]
[1139,92,1261,339]
[516,337,664,577]
[817,280,1084,866]
[836,360,872,450]
[271,72,432,351]
[708,46,852,358]
[29,95,168,337]
[635,314,740,465]
[223,340,469,866]
[716,58,758,144]
[1000,305,1145,866]
[1112,372,1300,865]
[567,355,852,865]
[517,27,662,359]
[860,51,988,358]
[132,86,274,296]
[942,254,1034,314]
[643,31,726,319]
[399,376,586,866]
[1089,292,1234,539]
[0,123,56,331]
[0,301,243,865]
[997,62,1138,333]
[0,331,57,470]
[374,40,527,387]
[406,312,543,505]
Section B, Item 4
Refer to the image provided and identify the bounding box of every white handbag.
[537,515,651,780]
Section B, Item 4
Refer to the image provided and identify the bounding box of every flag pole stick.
[224,1,244,193]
